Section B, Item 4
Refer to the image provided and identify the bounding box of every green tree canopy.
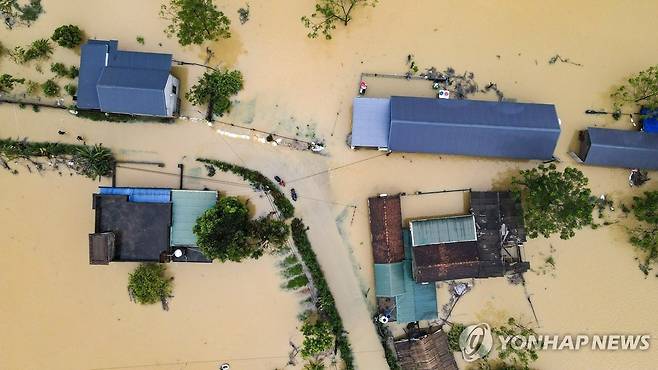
[300,319,335,359]
[301,0,378,40]
[51,24,84,48]
[41,79,59,97]
[492,318,539,369]
[628,191,658,276]
[193,196,289,262]
[127,263,173,305]
[160,0,231,46]
[186,69,243,118]
[0,73,25,92]
[511,164,593,239]
[611,64,658,118]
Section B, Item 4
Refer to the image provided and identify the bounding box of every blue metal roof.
[388,96,561,160]
[351,97,391,148]
[99,187,171,203]
[77,39,173,116]
[582,127,658,169]
[641,108,658,133]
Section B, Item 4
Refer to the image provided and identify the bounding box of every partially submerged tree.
[193,196,289,262]
[0,0,43,29]
[41,79,59,97]
[611,64,658,119]
[10,38,52,63]
[300,318,335,359]
[72,144,115,180]
[51,24,84,48]
[0,73,25,92]
[628,191,658,276]
[301,0,378,40]
[492,318,539,369]
[511,164,594,239]
[50,62,79,79]
[127,263,173,305]
[160,0,231,46]
[186,69,243,119]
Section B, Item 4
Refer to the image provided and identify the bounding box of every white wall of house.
[164,74,180,117]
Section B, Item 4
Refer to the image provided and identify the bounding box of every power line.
[288,152,388,183]
[115,165,253,189]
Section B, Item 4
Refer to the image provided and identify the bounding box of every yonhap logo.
[459,323,494,361]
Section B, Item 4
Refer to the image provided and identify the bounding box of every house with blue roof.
[77,40,180,117]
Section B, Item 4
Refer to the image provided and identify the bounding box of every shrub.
[50,62,79,79]
[51,25,84,48]
[23,38,53,62]
[0,73,25,92]
[447,323,465,352]
[41,79,60,97]
[127,263,173,305]
[300,319,335,358]
[136,35,145,45]
[64,83,77,97]
[197,159,294,218]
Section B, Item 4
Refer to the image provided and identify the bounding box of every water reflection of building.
[368,191,529,324]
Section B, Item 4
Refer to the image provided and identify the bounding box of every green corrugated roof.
[410,215,476,246]
[170,190,217,246]
[375,262,406,297]
[395,260,438,323]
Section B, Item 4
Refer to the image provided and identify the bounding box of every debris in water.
[238,4,250,24]
[548,54,583,66]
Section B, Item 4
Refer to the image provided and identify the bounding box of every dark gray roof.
[388,96,560,160]
[580,127,658,169]
[77,39,173,116]
[351,97,391,148]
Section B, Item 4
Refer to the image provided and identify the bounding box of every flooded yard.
[2,1,658,369]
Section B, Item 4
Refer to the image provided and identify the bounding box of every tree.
[447,323,465,352]
[511,164,594,239]
[127,263,173,305]
[186,69,243,118]
[301,0,377,40]
[0,0,43,29]
[303,360,326,370]
[611,64,658,119]
[300,319,335,359]
[628,191,658,276]
[160,0,231,46]
[72,144,115,180]
[250,217,290,253]
[41,79,59,97]
[10,38,52,63]
[194,196,254,261]
[492,318,539,370]
[51,24,83,48]
[0,73,25,92]
[64,83,76,97]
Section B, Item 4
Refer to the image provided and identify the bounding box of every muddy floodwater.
[2,1,658,369]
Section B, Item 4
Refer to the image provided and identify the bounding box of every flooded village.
[2,1,658,370]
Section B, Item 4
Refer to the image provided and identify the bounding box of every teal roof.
[395,260,438,323]
[410,215,476,246]
[375,262,406,297]
[170,190,217,246]
[403,228,413,259]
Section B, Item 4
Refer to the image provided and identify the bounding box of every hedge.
[197,158,294,219]
[291,218,355,369]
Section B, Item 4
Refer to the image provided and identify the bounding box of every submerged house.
[77,40,180,117]
[394,327,458,370]
[89,187,216,264]
[573,127,658,170]
[368,191,529,323]
[351,96,561,160]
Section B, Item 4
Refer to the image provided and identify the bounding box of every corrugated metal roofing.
[395,260,438,323]
[77,39,173,116]
[98,187,171,203]
[410,215,477,246]
[170,190,218,246]
[368,195,405,264]
[581,127,658,169]
[374,262,406,297]
[388,96,560,160]
[351,97,391,148]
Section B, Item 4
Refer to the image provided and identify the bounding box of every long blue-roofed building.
[574,127,658,170]
[77,40,180,117]
[351,96,561,160]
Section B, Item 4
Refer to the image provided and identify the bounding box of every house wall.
[165,74,180,117]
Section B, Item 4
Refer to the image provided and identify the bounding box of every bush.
[23,39,53,62]
[0,73,25,92]
[50,62,79,79]
[41,79,60,97]
[64,83,77,97]
[127,263,173,305]
[51,25,84,48]
[447,323,465,352]
[197,158,294,219]
[300,319,335,358]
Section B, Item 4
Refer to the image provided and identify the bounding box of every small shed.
[576,127,658,169]
[394,328,458,370]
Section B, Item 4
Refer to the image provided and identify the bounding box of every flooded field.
[2,0,658,369]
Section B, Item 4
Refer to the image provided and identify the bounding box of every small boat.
[290,188,298,201]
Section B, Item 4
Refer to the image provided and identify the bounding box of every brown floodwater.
[2,1,658,369]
